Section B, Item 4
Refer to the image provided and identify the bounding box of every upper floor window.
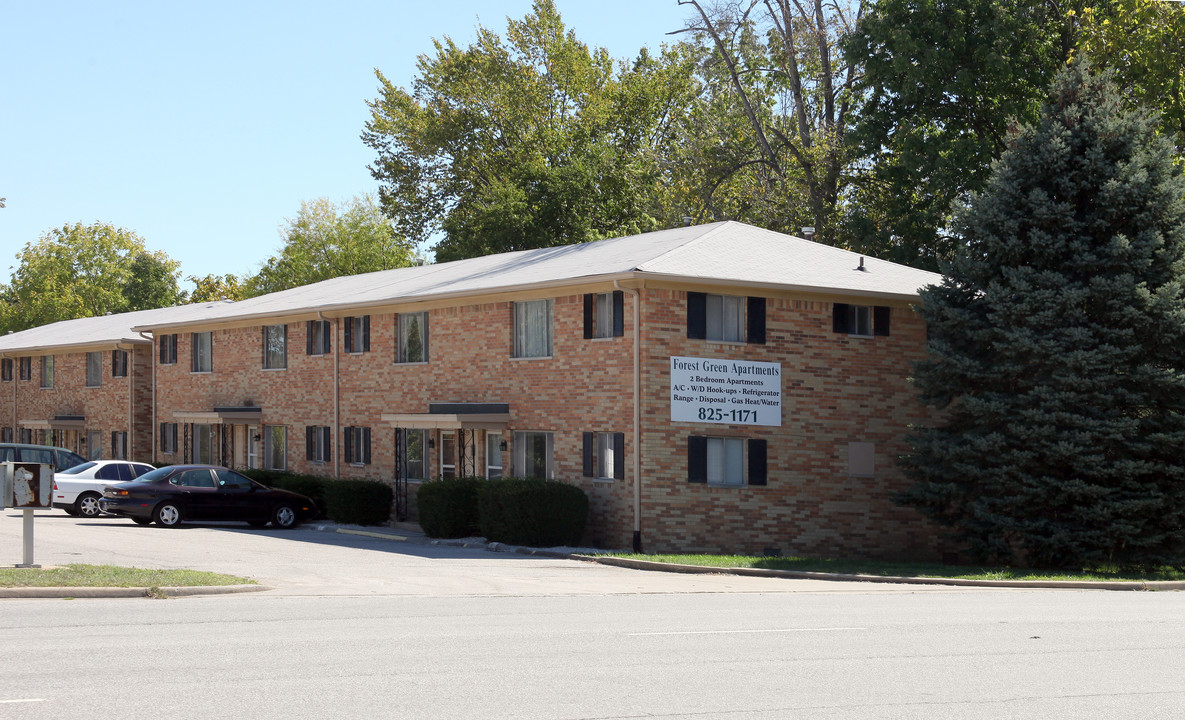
[192,332,213,373]
[263,325,287,369]
[1,359,12,382]
[86,352,103,387]
[40,356,54,388]
[344,315,370,354]
[687,436,767,487]
[832,303,890,337]
[584,292,624,339]
[159,334,178,364]
[19,356,32,381]
[397,312,429,363]
[112,349,128,378]
[306,320,331,356]
[687,293,765,344]
[513,300,552,358]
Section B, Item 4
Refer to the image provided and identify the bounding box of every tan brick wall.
[146,286,943,559]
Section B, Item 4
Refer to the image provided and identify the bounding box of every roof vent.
[855,256,867,272]
[682,216,694,227]
[801,227,815,241]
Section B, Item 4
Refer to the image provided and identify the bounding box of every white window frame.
[595,432,616,480]
[160,334,178,365]
[706,436,746,486]
[397,312,429,364]
[112,349,128,378]
[846,305,873,337]
[263,324,287,370]
[86,352,102,387]
[161,423,178,455]
[86,430,102,461]
[513,299,553,358]
[513,431,554,479]
[264,425,286,471]
[192,332,213,373]
[401,429,429,480]
[40,355,54,388]
[592,293,614,339]
[194,424,215,464]
[111,431,128,460]
[308,425,331,463]
[440,431,456,479]
[307,320,330,356]
[486,432,503,479]
[706,294,746,342]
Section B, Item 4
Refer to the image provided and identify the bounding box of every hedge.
[417,476,483,538]
[239,469,392,526]
[477,477,588,547]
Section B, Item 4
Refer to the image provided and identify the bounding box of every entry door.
[441,431,456,479]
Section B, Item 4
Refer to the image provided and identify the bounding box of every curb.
[0,584,270,599]
[337,527,1185,592]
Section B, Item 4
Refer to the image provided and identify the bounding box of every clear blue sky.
[0,1,693,289]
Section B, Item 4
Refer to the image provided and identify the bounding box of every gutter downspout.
[615,280,643,553]
[3,354,15,441]
[319,312,340,478]
[139,333,155,463]
[122,343,134,461]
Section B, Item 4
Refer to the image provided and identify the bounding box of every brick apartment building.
[2,222,946,559]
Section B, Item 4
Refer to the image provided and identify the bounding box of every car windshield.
[128,466,175,483]
[58,462,97,475]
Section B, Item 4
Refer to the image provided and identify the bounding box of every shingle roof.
[0,222,944,352]
[133,221,943,331]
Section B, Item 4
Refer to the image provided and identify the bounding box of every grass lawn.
[0,564,255,588]
[604,553,1185,583]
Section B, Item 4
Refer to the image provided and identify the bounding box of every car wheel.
[271,504,298,529]
[154,503,183,528]
[132,517,153,526]
[76,492,103,518]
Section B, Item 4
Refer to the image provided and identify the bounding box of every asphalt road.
[2,512,1184,719]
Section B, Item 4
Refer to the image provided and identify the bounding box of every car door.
[169,469,219,520]
[210,468,259,521]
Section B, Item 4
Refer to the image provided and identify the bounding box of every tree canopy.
[900,62,1185,568]
[0,222,182,333]
[244,195,415,297]
[363,0,699,261]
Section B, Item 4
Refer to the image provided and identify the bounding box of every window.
[40,356,54,388]
[688,436,767,486]
[306,320,331,356]
[264,425,286,471]
[111,431,127,460]
[86,430,102,460]
[194,424,214,464]
[112,349,128,377]
[583,292,624,339]
[344,426,371,465]
[215,468,253,491]
[848,442,876,478]
[1,359,11,382]
[19,357,31,381]
[86,352,103,387]
[263,325,287,369]
[19,428,34,444]
[160,423,178,455]
[583,432,625,480]
[513,300,553,358]
[159,334,178,364]
[397,312,429,363]
[0,427,12,442]
[344,315,370,354]
[306,426,331,463]
[687,293,766,344]
[440,431,456,479]
[514,431,553,479]
[486,432,503,479]
[173,469,216,488]
[192,332,213,372]
[832,303,891,337]
[401,429,428,480]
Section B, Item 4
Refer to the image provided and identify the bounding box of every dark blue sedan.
[100,464,317,529]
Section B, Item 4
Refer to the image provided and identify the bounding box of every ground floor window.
[513,431,553,479]
[306,426,331,463]
[344,426,371,465]
[160,423,178,455]
[401,429,428,480]
[194,424,214,464]
[440,431,456,479]
[486,432,503,479]
[688,436,767,486]
[264,425,286,471]
[86,430,102,460]
[111,431,128,460]
[583,431,625,480]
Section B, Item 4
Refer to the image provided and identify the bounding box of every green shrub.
[477,477,588,547]
[241,469,328,518]
[322,479,393,526]
[417,477,483,538]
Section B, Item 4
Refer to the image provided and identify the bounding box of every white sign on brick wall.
[670,356,782,427]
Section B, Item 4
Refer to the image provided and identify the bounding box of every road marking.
[629,627,866,636]
[0,699,46,704]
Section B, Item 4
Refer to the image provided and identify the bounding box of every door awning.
[382,402,510,430]
[19,415,86,430]
[173,406,263,424]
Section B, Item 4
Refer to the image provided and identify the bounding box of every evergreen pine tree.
[900,61,1185,569]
